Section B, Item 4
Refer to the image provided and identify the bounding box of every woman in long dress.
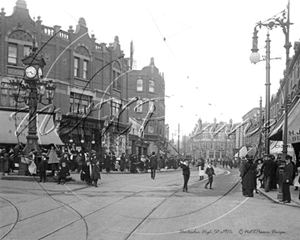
[47,145,59,176]
[198,159,205,181]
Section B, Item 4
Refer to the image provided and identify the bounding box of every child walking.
[57,161,69,184]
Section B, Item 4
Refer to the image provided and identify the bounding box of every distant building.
[128,57,167,157]
[186,118,234,160]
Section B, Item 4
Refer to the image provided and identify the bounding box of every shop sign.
[288,128,300,143]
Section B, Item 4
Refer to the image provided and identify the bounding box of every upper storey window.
[74,46,91,80]
[8,44,17,65]
[137,77,143,91]
[7,30,33,67]
[113,61,122,91]
[149,79,155,93]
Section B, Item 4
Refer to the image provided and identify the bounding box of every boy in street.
[57,161,69,185]
[205,162,216,189]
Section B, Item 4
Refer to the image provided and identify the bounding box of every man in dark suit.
[104,152,111,173]
[280,155,294,203]
[180,159,190,192]
[149,152,158,179]
[261,154,275,192]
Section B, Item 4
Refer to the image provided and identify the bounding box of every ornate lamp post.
[249,1,291,158]
[6,45,56,174]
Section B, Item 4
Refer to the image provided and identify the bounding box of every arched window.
[149,79,155,93]
[137,77,143,91]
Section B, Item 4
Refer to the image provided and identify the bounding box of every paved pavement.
[257,185,300,208]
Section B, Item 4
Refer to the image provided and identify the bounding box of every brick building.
[128,57,167,157]
[186,119,234,160]
[0,0,130,156]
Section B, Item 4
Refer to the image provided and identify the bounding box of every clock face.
[38,68,43,78]
[25,66,37,78]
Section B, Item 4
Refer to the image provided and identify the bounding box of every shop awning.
[269,141,295,157]
[268,98,300,144]
[268,117,283,141]
[0,110,64,145]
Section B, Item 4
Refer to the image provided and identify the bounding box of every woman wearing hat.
[241,155,256,197]
[90,154,101,187]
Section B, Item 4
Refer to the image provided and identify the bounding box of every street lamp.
[249,1,291,157]
[4,44,56,175]
[7,45,56,154]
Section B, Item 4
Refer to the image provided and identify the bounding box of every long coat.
[91,162,101,180]
[149,155,158,168]
[282,162,294,184]
[241,161,257,191]
[120,155,126,171]
[103,154,111,169]
[261,159,275,178]
[38,160,48,172]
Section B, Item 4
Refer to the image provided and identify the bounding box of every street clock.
[25,66,37,79]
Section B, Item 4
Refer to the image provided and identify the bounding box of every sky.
[2,0,300,138]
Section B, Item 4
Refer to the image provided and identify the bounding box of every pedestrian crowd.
[239,153,300,203]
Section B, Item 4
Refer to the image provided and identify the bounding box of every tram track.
[1,168,241,240]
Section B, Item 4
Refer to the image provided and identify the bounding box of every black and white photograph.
[0,0,300,239]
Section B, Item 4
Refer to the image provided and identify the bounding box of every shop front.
[269,98,300,161]
[59,115,103,155]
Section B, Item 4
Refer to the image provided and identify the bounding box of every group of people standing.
[240,154,299,203]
